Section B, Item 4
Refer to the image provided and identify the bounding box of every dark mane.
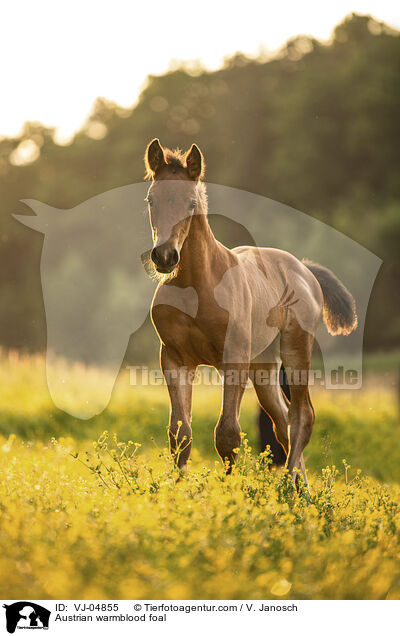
[145,147,187,180]
[164,148,186,169]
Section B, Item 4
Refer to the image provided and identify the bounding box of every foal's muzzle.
[151,244,180,273]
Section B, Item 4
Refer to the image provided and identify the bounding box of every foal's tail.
[303,259,358,336]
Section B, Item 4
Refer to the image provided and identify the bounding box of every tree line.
[0,13,399,357]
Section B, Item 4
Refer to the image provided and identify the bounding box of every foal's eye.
[189,199,197,209]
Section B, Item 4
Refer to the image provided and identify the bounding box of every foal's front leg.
[215,365,249,473]
[161,346,194,470]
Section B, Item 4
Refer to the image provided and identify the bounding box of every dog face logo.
[3,602,50,633]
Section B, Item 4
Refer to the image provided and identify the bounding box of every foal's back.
[226,245,323,357]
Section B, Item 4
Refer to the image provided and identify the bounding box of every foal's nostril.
[151,247,160,266]
[170,248,179,267]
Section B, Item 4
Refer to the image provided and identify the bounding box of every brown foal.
[144,138,357,486]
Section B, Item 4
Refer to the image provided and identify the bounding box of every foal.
[144,138,357,485]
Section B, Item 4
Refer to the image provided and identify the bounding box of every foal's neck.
[177,206,225,289]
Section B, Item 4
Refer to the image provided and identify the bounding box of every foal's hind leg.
[251,363,289,463]
[280,323,315,486]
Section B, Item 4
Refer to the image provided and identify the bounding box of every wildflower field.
[0,352,399,600]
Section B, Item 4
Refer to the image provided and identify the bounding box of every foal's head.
[144,138,205,274]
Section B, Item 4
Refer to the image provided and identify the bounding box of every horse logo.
[14,179,381,419]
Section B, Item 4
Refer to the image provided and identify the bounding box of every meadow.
[0,351,399,600]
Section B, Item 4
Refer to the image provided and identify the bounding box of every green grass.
[0,351,398,482]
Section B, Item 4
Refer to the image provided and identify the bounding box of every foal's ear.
[186,144,204,180]
[145,138,166,177]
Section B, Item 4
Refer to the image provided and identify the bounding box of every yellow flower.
[271,578,292,596]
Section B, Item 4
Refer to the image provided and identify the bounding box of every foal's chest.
[151,283,228,366]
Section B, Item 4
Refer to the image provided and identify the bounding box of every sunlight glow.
[9,139,41,166]
[0,0,399,140]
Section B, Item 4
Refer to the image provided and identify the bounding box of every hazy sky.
[1,0,399,140]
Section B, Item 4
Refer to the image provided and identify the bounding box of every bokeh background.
[0,12,399,368]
